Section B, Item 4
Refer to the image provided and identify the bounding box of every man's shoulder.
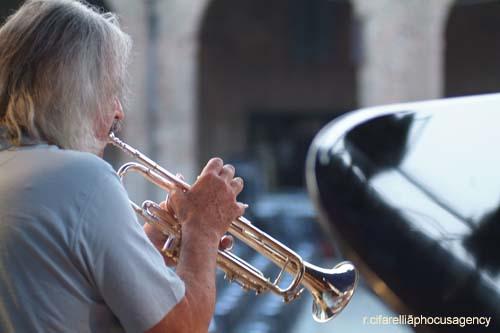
[0,146,124,229]
[33,147,115,179]
[55,148,115,176]
[10,146,119,193]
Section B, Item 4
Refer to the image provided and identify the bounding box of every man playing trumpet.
[0,1,245,332]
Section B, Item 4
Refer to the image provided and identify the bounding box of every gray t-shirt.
[0,143,185,333]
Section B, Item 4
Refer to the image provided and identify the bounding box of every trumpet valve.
[219,235,234,251]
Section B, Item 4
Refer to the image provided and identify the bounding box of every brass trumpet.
[109,133,357,322]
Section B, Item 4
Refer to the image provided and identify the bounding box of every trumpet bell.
[307,261,358,322]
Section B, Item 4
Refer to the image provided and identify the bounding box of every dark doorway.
[199,0,357,190]
[445,0,500,96]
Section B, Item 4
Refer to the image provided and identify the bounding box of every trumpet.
[109,133,357,322]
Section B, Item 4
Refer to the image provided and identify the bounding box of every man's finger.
[230,177,244,195]
[237,202,248,217]
[219,164,235,181]
[199,157,223,176]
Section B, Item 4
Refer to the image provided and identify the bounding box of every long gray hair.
[0,0,131,153]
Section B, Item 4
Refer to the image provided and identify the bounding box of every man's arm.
[145,158,245,333]
[145,224,219,333]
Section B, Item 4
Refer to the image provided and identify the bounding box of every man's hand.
[168,158,246,242]
[143,158,245,262]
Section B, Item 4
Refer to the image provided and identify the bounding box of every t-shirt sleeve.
[73,168,185,333]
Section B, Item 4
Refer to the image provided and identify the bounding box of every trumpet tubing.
[109,133,357,322]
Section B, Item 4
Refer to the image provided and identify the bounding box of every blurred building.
[1,0,500,199]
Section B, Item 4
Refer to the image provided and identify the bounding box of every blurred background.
[2,0,500,332]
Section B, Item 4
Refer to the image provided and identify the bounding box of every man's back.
[0,144,184,333]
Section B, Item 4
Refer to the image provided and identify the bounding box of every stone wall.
[352,0,453,106]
